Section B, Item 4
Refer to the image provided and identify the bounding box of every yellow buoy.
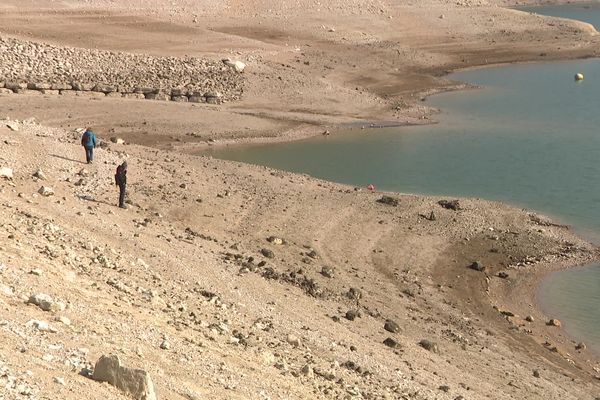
[575,73,584,81]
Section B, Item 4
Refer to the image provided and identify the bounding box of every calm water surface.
[204,5,600,354]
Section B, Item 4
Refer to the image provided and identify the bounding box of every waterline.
[204,3,600,361]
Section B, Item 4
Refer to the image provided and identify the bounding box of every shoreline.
[0,1,599,397]
[3,119,600,398]
[192,60,600,377]
[535,262,600,358]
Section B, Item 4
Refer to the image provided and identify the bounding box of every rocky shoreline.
[0,36,244,103]
[1,0,600,399]
[1,117,599,399]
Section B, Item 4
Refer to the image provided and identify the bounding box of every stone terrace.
[0,36,244,104]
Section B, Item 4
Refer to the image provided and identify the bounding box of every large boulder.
[92,355,156,400]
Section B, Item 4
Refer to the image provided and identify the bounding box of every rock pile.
[0,36,244,103]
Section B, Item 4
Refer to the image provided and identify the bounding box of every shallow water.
[520,3,600,27]
[204,5,600,355]
[539,263,600,354]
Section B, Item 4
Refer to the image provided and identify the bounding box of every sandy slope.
[0,0,598,147]
[0,1,600,399]
[1,118,599,400]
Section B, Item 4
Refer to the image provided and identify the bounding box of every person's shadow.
[50,154,86,164]
[77,194,113,207]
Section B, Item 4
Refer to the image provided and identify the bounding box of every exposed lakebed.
[205,4,600,355]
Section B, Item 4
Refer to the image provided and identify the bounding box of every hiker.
[115,161,127,208]
[81,128,97,164]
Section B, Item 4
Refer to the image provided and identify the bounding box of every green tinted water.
[204,5,600,355]
[520,2,600,26]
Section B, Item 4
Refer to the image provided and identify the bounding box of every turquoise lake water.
[204,5,600,355]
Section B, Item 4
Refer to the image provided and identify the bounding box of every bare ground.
[1,1,600,399]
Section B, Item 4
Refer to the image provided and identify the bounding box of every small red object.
[367,184,375,191]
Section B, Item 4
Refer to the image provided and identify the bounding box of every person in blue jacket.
[81,128,97,164]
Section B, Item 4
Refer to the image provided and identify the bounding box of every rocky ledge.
[0,36,244,104]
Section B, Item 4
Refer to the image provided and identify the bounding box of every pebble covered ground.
[0,0,600,399]
[0,36,244,102]
[0,118,599,399]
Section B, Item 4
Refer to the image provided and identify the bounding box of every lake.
[204,4,600,355]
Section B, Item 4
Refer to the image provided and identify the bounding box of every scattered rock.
[53,377,66,385]
[92,355,156,400]
[418,339,439,354]
[0,284,14,296]
[6,122,19,131]
[533,369,541,378]
[267,236,284,245]
[347,287,362,302]
[383,337,400,349]
[547,319,561,327]
[306,249,318,259]
[384,319,400,333]
[160,339,171,350]
[110,137,125,144]
[260,248,274,258]
[55,316,71,326]
[38,186,54,196]
[469,261,485,272]
[32,169,46,180]
[321,266,334,278]
[301,364,314,378]
[0,167,14,179]
[525,315,535,322]
[28,293,56,312]
[376,195,399,206]
[222,59,246,73]
[438,199,461,211]
[345,310,359,321]
[286,334,301,347]
[575,342,586,350]
[27,319,54,332]
[497,271,509,279]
